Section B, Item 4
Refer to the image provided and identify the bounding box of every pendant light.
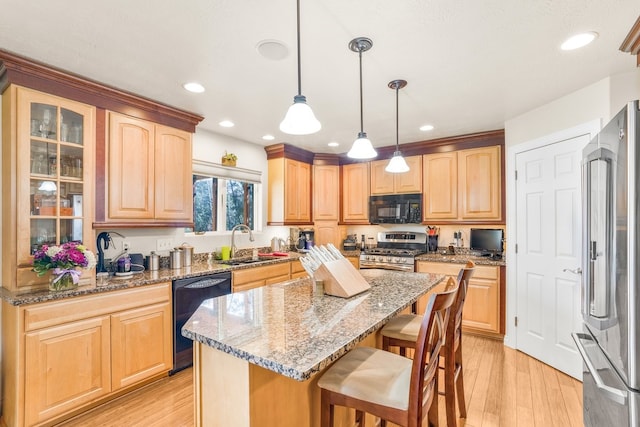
[347,37,377,159]
[385,79,410,173]
[279,0,321,135]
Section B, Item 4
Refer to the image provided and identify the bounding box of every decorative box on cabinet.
[341,163,370,223]
[370,155,422,195]
[2,283,172,427]
[103,111,193,226]
[1,85,96,292]
[416,261,502,337]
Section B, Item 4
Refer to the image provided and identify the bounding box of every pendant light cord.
[358,47,364,133]
[395,84,399,149]
[296,0,302,96]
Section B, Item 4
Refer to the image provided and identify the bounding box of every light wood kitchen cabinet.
[422,152,458,220]
[111,302,172,390]
[290,260,308,279]
[314,220,342,247]
[1,85,96,292]
[107,112,192,224]
[232,263,291,292]
[313,164,340,221]
[458,145,501,220]
[346,256,360,270]
[341,163,370,223]
[422,145,502,222]
[24,315,111,426]
[416,261,501,336]
[267,157,312,225]
[370,155,422,195]
[2,283,172,427]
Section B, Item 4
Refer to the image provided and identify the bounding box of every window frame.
[189,160,263,235]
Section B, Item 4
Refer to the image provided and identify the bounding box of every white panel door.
[515,134,589,380]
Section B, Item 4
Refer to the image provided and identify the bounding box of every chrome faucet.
[230,224,254,258]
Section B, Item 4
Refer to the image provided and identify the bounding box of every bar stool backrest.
[407,280,457,427]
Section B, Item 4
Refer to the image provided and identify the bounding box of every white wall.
[506,70,640,148]
[503,68,640,348]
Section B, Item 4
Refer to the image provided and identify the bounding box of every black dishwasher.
[171,271,232,374]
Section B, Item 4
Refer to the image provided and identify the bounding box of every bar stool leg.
[455,344,466,418]
[444,346,457,427]
[355,410,365,427]
[321,390,335,427]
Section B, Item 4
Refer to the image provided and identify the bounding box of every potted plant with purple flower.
[32,242,97,291]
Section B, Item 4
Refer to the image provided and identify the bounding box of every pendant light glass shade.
[280,0,320,135]
[385,79,409,173]
[347,37,377,159]
[385,151,410,173]
[347,132,377,159]
[280,95,321,134]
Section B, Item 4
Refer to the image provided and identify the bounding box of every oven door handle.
[572,332,628,405]
[184,278,229,289]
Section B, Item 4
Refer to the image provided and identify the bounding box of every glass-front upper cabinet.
[13,86,95,271]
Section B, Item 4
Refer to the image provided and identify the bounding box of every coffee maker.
[290,227,315,251]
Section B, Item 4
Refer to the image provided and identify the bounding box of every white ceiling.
[1,0,638,154]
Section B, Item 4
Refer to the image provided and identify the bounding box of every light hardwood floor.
[57,335,582,427]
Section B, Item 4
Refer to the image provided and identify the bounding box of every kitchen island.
[182,269,444,427]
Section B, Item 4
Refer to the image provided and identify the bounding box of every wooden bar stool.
[317,286,457,427]
[380,261,475,427]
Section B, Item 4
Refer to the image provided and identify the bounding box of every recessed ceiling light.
[561,32,598,50]
[262,134,275,141]
[256,40,289,61]
[420,124,434,131]
[219,120,234,128]
[183,82,205,93]
[328,141,339,147]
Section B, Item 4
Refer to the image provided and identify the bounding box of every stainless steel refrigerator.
[573,101,640,426]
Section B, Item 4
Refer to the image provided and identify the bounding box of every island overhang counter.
[182,269,444,427]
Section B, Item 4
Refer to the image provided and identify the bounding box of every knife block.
[313,258,371,298]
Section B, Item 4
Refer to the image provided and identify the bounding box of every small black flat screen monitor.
[470,228,504,256]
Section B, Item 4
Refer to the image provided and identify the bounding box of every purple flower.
[31,243,95,277]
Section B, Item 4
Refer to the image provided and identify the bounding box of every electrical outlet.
[122,241,130,250]
[157,238,173,252]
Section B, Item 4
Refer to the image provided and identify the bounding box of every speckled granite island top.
[181,269,444,381]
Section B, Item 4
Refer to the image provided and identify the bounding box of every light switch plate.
[157,238,173,252]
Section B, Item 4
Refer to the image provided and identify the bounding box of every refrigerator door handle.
[572,333,628,406]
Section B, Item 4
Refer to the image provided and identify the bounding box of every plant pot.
[222,157,236,167]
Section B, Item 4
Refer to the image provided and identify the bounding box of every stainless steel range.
[359,231,427,272]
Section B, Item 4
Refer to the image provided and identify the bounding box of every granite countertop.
[181,269,444,381]
[0,252,304,306]
[416,251,506,267]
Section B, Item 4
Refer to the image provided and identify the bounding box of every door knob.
[563,267,583,275]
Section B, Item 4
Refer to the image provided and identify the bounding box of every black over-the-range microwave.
[369,193,422,224]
